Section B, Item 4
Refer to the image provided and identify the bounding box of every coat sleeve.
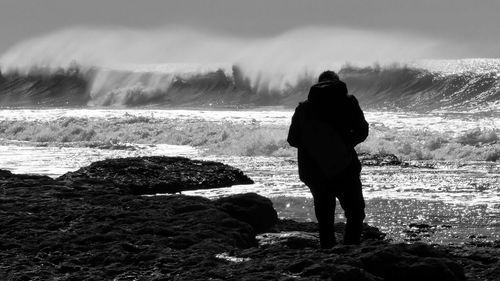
[349,96,369,146]
[287,105,302,148]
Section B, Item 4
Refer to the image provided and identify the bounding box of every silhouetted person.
[287,70,369,248]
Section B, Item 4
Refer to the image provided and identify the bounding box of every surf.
[1,26,498,111]
[1,60,499,112]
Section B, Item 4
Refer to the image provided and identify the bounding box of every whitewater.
[0,27,499,245]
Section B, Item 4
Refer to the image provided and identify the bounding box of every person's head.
[318,70,339,83]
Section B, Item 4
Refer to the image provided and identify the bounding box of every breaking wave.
[0,27,498,111]
[0,60,499,112]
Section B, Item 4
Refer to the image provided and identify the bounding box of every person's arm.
[287,104,302,148]
[349,96,369,146]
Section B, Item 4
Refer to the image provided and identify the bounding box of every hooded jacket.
[287,79,369,185]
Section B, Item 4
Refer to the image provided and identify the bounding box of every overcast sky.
[0,0,499,57]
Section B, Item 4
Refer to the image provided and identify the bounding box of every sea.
[0,59,499,244]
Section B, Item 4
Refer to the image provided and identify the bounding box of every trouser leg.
[336,172,365,244]
[310,185,337,248]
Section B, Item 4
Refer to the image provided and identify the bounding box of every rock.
[0,184,258,279]
[287,259,315,273]
[57,156,254,194]
[0,168,55,182]
[257,231,319,248]
[360,244,466,281]
[327,265,382,281]
[403,223,459,242]
[1,158,498,280]
[0,169,13,177]
[215,192,279,233]
[0,159,258,280]
[362,223,387,241]
[276,219,319,233]
[275,220,386,242]
[409,223,433,229]
[358,153,435,169]
[359,153,402,166]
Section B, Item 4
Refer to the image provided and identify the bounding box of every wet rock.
[277,220,386,241]
[0,182,257,279]
[0,168,12,177]
[57,156,254,194]
[1,159,498,280]
[1,160,258,280]
[276,219,319,233]
[359,153,402,166]
[409,223,432,229]
[257,231,319,248]
[358,153,435,169]
[362,223,387,240]
[404,223,456,242]
[360,244,465,281]
[222,240,469,281]
[0,168,56,182]
[215,192,279,233]
[330,265,383,281]
[287,259,315,273]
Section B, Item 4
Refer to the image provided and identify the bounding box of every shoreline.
[1,156,498,280]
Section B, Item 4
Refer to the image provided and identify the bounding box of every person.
[287,70,369,248]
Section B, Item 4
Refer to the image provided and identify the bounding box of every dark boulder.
[359,153,402,166]
[1,158,496,281]
[57,156,254,194]
[358,153,436,168]
[0,169,12,177]
[215,192,279,233]
[360,243,465,281]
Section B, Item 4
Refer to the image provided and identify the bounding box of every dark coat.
[287,79,369,185]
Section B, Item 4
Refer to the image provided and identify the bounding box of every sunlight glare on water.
[0,143,199,177]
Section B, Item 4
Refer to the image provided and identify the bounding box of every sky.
[0,0,499,58]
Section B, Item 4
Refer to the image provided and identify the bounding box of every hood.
[307,80,348,105]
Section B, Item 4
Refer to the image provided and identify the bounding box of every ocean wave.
[341,62,500,111]
[1,60,499,111]
[0,116,497,161]
[1,27,499,111]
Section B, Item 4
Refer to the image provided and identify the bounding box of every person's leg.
[309,184,337,248]
[336,170,365,245]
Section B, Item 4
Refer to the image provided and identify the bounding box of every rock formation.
[57,156,254,194]
[0,156,497,280]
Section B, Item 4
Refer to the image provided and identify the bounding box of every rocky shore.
[0,156,498,280]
